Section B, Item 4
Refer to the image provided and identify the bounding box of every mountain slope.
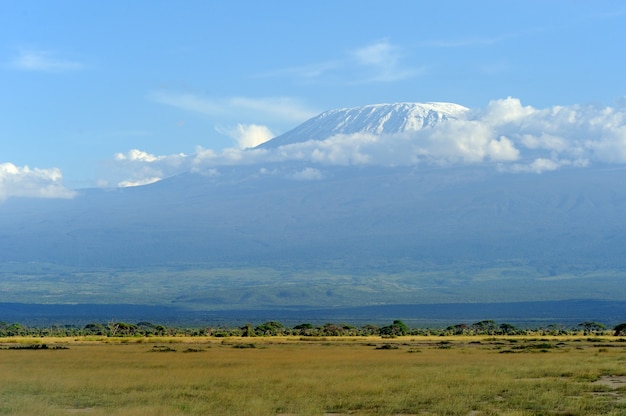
[259,102,468,148]
[20,165,625,269]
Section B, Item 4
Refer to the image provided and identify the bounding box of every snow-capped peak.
[259,102,468,148]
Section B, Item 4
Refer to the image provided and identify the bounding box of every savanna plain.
[1,335,626,415]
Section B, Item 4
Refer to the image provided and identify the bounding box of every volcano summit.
[259,102,469,148]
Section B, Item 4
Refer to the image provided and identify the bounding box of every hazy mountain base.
[1,261,624,326]
[2,165,625,271]
[1,261,624,307]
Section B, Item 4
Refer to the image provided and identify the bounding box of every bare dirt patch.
[594,375,626,389]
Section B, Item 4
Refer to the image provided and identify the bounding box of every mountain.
[1,102,625,324]
[259,102,468,148]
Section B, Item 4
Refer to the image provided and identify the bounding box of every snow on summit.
[260,102,469,148]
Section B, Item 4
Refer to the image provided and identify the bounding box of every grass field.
[1,335,625,415]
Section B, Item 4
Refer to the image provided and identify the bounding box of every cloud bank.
[0,163,76,200]
[108,97,626,186]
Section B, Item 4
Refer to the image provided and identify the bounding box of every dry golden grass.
[0,336,625,415]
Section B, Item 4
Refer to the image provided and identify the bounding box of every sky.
[1,0,626,197]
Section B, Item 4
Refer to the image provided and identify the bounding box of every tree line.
[1,319,625,338]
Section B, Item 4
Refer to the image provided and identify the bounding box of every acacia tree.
[2,323,25,336]
[578,321,606,334]
[471,320,498,335]
[499,323,517,335]
[255,321,284,336]
[84,323,106,335]
[614,323,626,336]
[293,323,315,336]
[241,323,255,337]
[107,321,137,336]
[380,320,408,336]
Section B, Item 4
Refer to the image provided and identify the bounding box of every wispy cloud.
[349,40,422,83]
[0,163,76,201]
[9,49,84,72]
[261,40,422,84]
[150,92,318,124]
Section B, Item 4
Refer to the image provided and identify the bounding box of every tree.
[136,321,159,336]
[3,323,26,336]
[446,323,468,335]
[362,324,379,336]
[293,323,315,336]
[380,320,408,337]
[471,320,498,335]
[241,323,255,337]
[499,323,517,335]
[321,323,344,336]
[107,321,137,336]
[255,321,284,336]
[614,323,626,336]
[578,321,605,334]
[84,323,106,335]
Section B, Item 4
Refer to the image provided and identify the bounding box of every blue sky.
[1,1,626,194]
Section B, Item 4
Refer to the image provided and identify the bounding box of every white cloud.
[484,99,626,166]
[110,149,188,188]
[106,98,626,186]
[482,97,536,125]
[519,133,568,152]
[118,177,162,188]
[114,149,163,162]
[217,124,274,149]
[0,163,76,201]
[10,50,84,72]
[292,134,374,165]
[423,119,520,164]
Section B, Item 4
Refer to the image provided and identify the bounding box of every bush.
[375,344,399,350]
